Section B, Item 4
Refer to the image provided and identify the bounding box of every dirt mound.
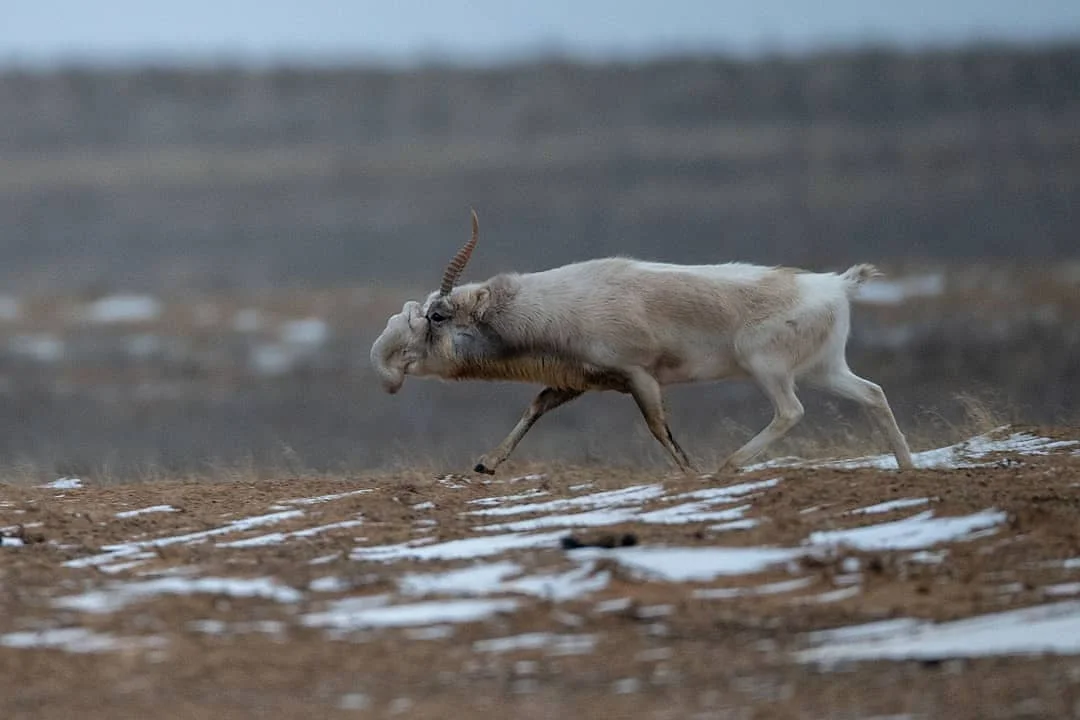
[2,426,1080,718]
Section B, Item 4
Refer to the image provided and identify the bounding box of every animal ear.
[471,287,491,320]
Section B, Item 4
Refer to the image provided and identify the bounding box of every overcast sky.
[3,0,1080,67]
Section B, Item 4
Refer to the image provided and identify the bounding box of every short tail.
[841,263,883,295]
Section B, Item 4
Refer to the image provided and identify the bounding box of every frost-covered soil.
[2,425,1080,719]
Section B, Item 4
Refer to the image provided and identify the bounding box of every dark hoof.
[474,463,495,475]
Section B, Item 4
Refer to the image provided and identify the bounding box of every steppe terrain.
[3,426,1080,718]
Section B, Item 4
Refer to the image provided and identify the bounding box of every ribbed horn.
[439,208,479,296]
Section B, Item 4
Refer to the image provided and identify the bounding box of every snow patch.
[469,489,550,507]
[216,518,364,548]
[397,560,610,602]
[467,485,664,518]
[398,561,521,597]
[65,509,305,568]
[280,489,374,505]
[125,333,161,359]
[798,601,1080,664]
[473,480,774,532]
[570,546,801,583]
[250,343,295,376]
[40,477,82,490]
[1,628,167,654]
[302,598,518,630]
[794,586,862,604]
[473,632,598,655]
[709,518,761,532]
[81,295,161,324]
[280,318,330,347]
[350,531,566,563]
[807,509,1007,551]
[847,498,932,515]
[53,576,303,613]
[189,619,286,636]
[1044,582,1080,598]
[744,428,1077,472]
[115,505,178,518]
[10,334,64,363]
[309,576,351,593]
[636,502,751,526]
[694,577,814,599]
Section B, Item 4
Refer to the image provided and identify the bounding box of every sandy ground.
[2,425,1080,719]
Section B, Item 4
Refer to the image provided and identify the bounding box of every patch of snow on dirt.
[806,509,1007,551]
[797,601,1080,664]
[679,479,781,499]
[280,318,330,347]
[794,586,862,604]
[477,508,640,532]
[499,562,611,601]
[308,576,351,593]
[507,473,545,483]
[65,509,306,568]
[115,505,178,518]
[847,498,933,515]
[744,427,1078,472]
[302,598,518,631]
[279,489,374,505]
[468,489,550,507]
[216,518,364,548]
[474,632,598,655]
[189,619,286,636]
[398,562,522,597]
[10,333,65,363]
[98,558,156,574]
[709,518,761,532]
[1,536,25,547]
[40,477,82,490]
[636,502,751,526]
[1044,582,1080,597]
[475,480,776,532]
[81,295,162,324]
[1,628,167,654]
[467,485,664,518]
[350,531,567,563]
[53,576,304,613]
[569,546,802,583]
[694,577,814,599]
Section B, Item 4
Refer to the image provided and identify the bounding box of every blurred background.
[0,0,1078,477]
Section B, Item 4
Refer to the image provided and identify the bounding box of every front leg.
[474,387,583,474]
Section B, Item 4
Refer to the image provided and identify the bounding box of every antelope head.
[370,210,499,392]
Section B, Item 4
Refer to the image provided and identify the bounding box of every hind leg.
[719,368,805,471]
[810,364,915,470]
[625,369,696,473]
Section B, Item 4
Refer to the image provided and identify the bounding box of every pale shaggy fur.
[371,253,914,475]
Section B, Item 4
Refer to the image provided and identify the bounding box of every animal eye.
[429,311,446,323]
